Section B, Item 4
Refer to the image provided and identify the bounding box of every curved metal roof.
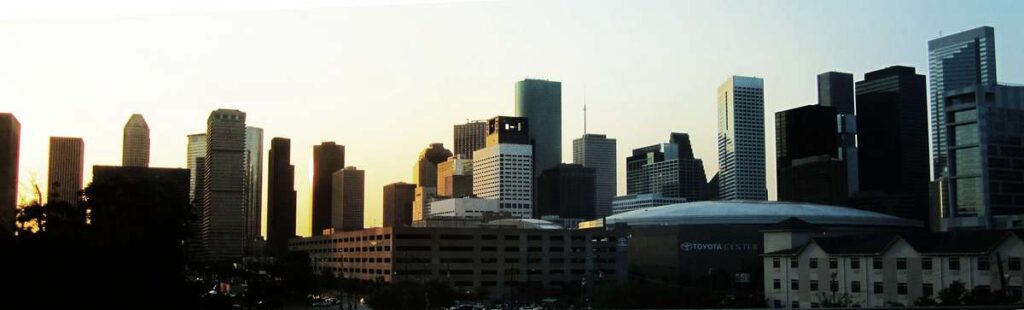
[581,200,921,228]
[485,218,564,230]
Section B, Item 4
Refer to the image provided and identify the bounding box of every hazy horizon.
[3,0,1022,237]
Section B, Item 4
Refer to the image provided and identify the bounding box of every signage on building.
[679,241,759,252]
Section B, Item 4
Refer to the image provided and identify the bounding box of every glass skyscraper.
[717,76,767,200]
[928,26,997,179]
[515,79,562,178]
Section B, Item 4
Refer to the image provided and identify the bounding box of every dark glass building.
[817,71,855,115]
[267,137,296,257]
[413,143,452,188]
[515,79,562,177]
[332,166,364,232]
[0,113,18,235]
[626,133,708,201]
[928,26,997,178]
[454,121,486,159]
[312,142,345,236]
[775,105,847,205]
[537,163,596,220]
[202,109,247,260]
[383,182,416,228]
[853,66,929,225]
[942,85,1024,230]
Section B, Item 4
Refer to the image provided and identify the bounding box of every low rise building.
[611,193,687,215]
[428,197,500,218]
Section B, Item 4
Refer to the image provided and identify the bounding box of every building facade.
[313,142,345,236]
[611,193,688,215]
[454,120,487,159]
[244,126,263,254]
[817,71,855,115]
[572,133,617,218]
[332,166,365,232]
[201,109,247,260]
[187,133,207,201]
[929,26,997,179]
[764,230,1024,308]
[122,114,149,167]
[267,137,296,257]
[428,197,500,218]
[515,79,562,178]
[853,66,929,225]
[775,105,847,206]
[47,137,84,204]
[288,222,628,298]
[413,143,453,188]
[383,182,416,228]
[474,117,533,218]
[0,113,19,235]
[626,133,708,201]
[537,164,596,221]
[942,85,1024,230]
[717,76,768,200]
[437,155,473,198]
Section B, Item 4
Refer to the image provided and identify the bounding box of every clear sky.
[2,0,1022,237]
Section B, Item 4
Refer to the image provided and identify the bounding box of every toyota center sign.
[679,241,758,252]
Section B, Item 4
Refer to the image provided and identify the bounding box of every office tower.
[627,133,708,201]
[267,138,296,257]
[473,116,533,218]
[942,84,1024,230]
[929,26,997,179]
[201,109,247,260]
[412,186,436,221]
[817,72,855,115]
[854,66,929,225]
[537,164,596,220]
[383,182,416,227]
[717,76,767,200]
[187,133,207,201]
[0,113,19,235]
[243,126,263,254]
[332,167,364,231]
[775,105,847,206]
[573,133,617,217]
[312,142,344,236]
[515,79,562,177]
[122,114,149,167]
[437,155,473,198]
[413,143,452,188]
[47,137,84,204]
[454,121,487,159]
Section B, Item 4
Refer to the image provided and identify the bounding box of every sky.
[2,0,1022,237]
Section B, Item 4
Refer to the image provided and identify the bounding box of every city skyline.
[3,0,1023,237]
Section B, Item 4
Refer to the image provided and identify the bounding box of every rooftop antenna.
[583,84,588,135]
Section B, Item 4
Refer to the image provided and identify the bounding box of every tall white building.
[472,116,533,218]
[573,133,617,217]
[717,76,767,200]
[244,126,263,254]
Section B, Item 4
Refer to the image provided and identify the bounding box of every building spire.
[583,84,587,135]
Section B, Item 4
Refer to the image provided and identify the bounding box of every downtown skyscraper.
[122,114,149,167]
[515,79,562,178]
[244,126,263,254]
[717,76,767,200]
[332,166,364,231]
[454,121,486,159]
[201,109,247,260]
[47,137,84,204]
[383,182,416,228]
[573,134,616,218]
[854,66,929,225]
[626,133,708,202]
[473,116,533,218]
[775,105,847,206]
[266,137,295,257]
[928,26,997,178]
[187,133,207,202]
[312,142,344,236]
[0,113,19,235]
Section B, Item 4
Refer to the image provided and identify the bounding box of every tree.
[937,281,969,306]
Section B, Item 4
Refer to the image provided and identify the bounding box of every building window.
[872,257,883,269]
[851,258,860,270]
[829,258,838,269]
[851,281,861,293]
[810,280,819,291]
[978,257,989,271]
[922,257,933,270]
[791,301,800,308]
[1010,257,1021,271]
[773,258,781,269]
[1010,286,1022,300]
[810,302,820,308]
[897,258,907,270]
[949,257,960,270]
[830,280,839,292]
[874,282,884,294]
[810,258,818,269]
[898,283,908,295]
[923,283,934,297]
[791,279,799,290]
[773,279,781,290]
[791,259,799,269]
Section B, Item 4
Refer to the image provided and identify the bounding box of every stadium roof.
[579,200,921,228]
